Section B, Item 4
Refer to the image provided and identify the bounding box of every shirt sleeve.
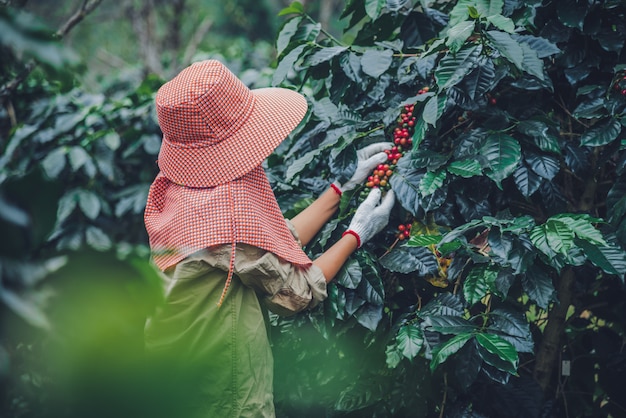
[233,219,327,316]
[192,219,326,317]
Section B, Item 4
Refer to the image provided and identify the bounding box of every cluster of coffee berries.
[365,163,393,188]
[357,103,418,202]
[396,222,412,240]
[613,72,626,96]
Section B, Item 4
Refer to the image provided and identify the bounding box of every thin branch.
[0,0,103,98]
[181,17,214,70]
[438,372,448,418]
[56,0,103,38]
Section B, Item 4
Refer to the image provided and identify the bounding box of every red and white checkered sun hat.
[155,59,308,187]
[145,60,312,305]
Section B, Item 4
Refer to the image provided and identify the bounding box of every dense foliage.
[268,0,626,416]
[2,0,626,417]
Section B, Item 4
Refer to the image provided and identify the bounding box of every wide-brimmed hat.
[155,60,308,187]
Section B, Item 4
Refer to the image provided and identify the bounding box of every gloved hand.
[333,142,392,193]
[344,188,395,247]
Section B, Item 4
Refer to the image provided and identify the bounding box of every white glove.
[345,188,395,247]
[334,142,392,193]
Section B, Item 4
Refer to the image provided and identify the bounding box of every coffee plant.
[268,0,626,416]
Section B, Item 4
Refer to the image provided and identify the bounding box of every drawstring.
[217,182,237,308]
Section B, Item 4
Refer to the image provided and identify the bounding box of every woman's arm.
[289,187,341,246]
[313,233,359,283]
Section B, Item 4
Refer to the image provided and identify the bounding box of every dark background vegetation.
[2,0,626,417]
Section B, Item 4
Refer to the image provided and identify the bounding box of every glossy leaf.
[475,333,519,374]
[522,265,555,309]
[426,315,478,335]
[419,169,446,195]
[488,309,534,353]
[479,133,522,187]
[434,44,480,89]
[580,118,622,147]
[463,264,498,306]
[361,49,393,78]
[407,235,442,247]
[430,333,474,371]
[513,163,543,197]
[306,46,348,67]
[397,323,425,360]
[446,20,475,53]
[577,240,626,277]
[447,159,482,177]
[390,157,423,215]
[525,150,560,180]
[486,14,515,33]
[379,245,438,275]
[337,258,363,289]
[514,34,561,58]
[486,30,524,69]
[276,16,303,56]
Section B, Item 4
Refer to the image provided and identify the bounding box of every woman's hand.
[344,188,395,247]
[333,142,392,193]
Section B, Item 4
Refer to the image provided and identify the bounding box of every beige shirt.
[160,220,328,316]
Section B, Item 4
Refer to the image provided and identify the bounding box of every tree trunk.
[532,267,575,391]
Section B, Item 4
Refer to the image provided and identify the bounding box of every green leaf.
[354,304,383,331]
[434,44,480,89]
[580,118,622,147]
[486,15,515,33]
[488,309,534,353]
[556,0,588,30]
[68,146,90,171]
[41,147,67,179]
[337,258,362,289]
[306,46,348,67]
[85,226,112,251]
[519,42,545,80]
[514,35,560,59]
[276,16,303,57]
[0,288,51,330]
[522,265,555,309]
[463,57,495,100]
[480,133,522,187]
[463,264,498,306]
[407,235,442,247]
[419,169,446,195]
[486,30,524,69]
[278,1,304,16]
[427,315,478,335]
[475,333,519,374]
[446,20,475,53]
[77,190,101,220]
[379,245,439,275]
[577,240,626,277]
[516,120,561,154]
[272,44,306,86]
[397,323,425,360]
[553,214,606,246]
[364,0,385,20]
[447,159,483,177]
[525,151,560,180]
[422,95,440,127]
[513,163,542,197]
[361,49,393,78]
[430,333,474,371]
[390,157,423,215]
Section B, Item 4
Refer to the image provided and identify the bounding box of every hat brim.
[158,87,308,187]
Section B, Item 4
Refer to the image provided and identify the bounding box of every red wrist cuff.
[342,230,361,248]
[330,183,343,197]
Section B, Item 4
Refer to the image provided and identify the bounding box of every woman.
[143,60,395,417]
